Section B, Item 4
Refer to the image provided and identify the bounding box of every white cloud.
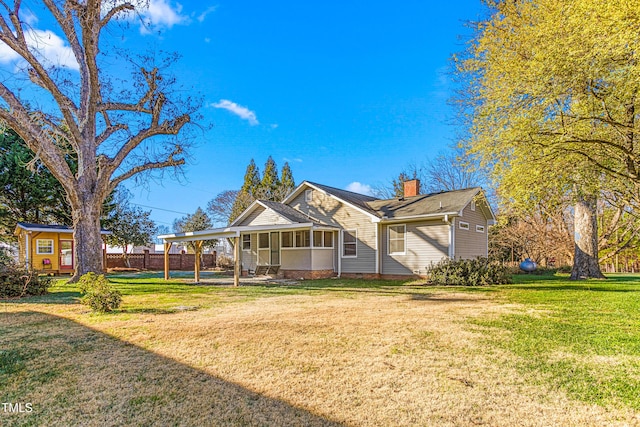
[212,99,259,126]
[197,6,218,23]
[135,0,190,34]
[0,29,78,70]
[345,182,374,196]
[283,157,302,163]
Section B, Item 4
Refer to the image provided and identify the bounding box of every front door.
[60,240,73,269]
[270,232,280,265]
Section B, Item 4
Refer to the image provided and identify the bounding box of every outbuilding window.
[36,239,54,255]
[459,221,470,230]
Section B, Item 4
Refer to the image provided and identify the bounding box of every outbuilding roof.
[14,222,111,235]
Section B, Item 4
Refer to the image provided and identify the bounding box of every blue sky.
[2,1,487,228]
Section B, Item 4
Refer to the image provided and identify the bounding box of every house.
[160,179,495,281]
[14,222,110,274]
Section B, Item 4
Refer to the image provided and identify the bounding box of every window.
[459,221,470,230]
[342,230,357,257]
[305,190,313,203]
[313,230,323,247]
[258,233,270,249]
[36,239,54,255]
[295,230,310,247]
[242,234,251,250]
[281,231,293,248]
[323,231,333,248]
[388,225,406,255]
[471,200,476,211]
[476,225,485,233]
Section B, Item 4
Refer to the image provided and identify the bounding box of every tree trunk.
[71,201,104,282]
[570,194,606,280]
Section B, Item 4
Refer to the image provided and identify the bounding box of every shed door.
[60,240,73,268]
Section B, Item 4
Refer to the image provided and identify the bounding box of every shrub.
[216,253,234,269]
[426,257,513,286]
[0,249,52,298]
[78,272,122,313]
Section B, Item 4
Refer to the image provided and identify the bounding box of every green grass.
[5,272,640,419]
[471,273,640,409]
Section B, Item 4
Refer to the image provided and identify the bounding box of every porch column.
[164,242,172,280]
[234,235,240,287]
[194,241,202,283]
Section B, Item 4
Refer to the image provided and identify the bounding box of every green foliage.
[173,207,215,250]
[427,257,512,286]
[260,156,280,199]
[0,252,52,298]
[104,187,157,257]
[0,129,73,241]
[78,273,122,313]
[228,157,297,223]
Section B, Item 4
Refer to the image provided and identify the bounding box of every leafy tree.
[173,207,216,251]
[0,2,197,280]
[454,0,640,278]
[0,129,72,240]
[104,189,157,268]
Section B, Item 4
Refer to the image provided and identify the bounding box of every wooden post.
[194,241,202,283]
[164,242,172,280]
[234,235,240,287]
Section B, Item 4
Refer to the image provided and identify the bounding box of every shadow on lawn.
[0,311,342,427]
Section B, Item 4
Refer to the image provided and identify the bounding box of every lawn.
[2,273,640,426]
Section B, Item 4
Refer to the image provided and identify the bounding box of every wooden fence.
[106,250,216,271]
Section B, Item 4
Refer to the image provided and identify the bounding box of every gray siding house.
[229,179,495,279]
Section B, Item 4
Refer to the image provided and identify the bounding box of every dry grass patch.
[2,278,639,426]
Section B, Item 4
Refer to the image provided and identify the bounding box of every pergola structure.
[159,227,241,286]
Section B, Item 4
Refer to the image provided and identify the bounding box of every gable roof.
[284,181,494,222]
[284,181,382,221]
[230,199,327,227]
[367,187,491,220]
[257,200,316,223]
[14,222,111,235]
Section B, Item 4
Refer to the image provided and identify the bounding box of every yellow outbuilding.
[14,222,109,274]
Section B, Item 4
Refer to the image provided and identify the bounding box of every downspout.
[375,223,380,275]
[444,215,454,259]
[25,231,30,269]
[337,230,342,277]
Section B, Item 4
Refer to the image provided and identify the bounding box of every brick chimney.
[403,179,420,197]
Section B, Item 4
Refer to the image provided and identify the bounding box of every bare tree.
[206,190,238,226]
[0,1,197,279]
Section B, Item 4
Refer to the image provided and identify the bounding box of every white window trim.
[323,231,334,248]
[242,234,251,251]
[471,200,476,211]
[305,190,313,203]
[388,224,406,255]
[342,229,357,258]
[476,225,485,233]
[459,221,470,230]
[36,239,54,255]
[295,230,310,248]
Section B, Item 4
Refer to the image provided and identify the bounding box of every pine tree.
[280,162,296,199]
[230,159,261,223]
[259,156,280,201]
